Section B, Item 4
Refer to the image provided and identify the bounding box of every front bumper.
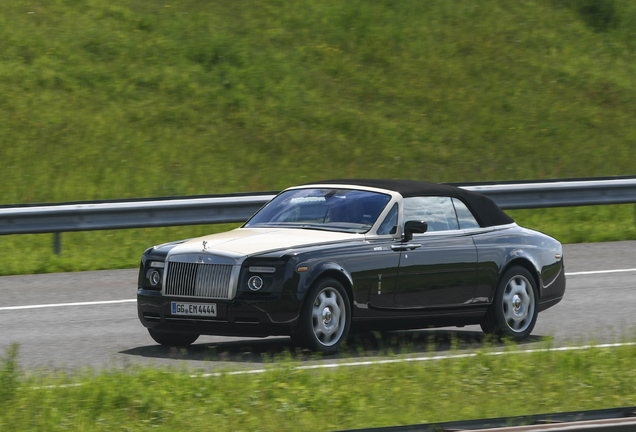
[137,289,303,337]
[538,262,566,312]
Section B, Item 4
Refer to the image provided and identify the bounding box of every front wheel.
[481,266,538,341]
[296,278,351,354]
[148,329,199,347]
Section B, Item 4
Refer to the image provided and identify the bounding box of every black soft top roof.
[303,179,514,228]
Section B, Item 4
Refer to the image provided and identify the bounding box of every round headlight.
[248,276,264,291]
[149,270,161,286]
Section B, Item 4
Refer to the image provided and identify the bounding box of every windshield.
[244,188,392,233]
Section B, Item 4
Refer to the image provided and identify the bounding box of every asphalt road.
[1,241,635,371]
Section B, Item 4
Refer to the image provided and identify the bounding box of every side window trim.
[451,198,480,230]
[377,203,398,236]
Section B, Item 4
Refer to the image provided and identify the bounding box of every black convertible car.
[137,180,565,353]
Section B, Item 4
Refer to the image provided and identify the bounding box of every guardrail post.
[54,232,61,255]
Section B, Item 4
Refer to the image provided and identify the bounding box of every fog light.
[149,270,161,286]
[248,276,263,291]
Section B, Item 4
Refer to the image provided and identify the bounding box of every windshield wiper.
[297,224,366,233]
[247,222,366,233]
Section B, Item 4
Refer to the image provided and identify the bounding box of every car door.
[393,196,478,308]
[366,203,402,309]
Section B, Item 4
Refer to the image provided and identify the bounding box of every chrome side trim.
[415,223,518,238]
[542,264,564,289]
[366,223,518,242]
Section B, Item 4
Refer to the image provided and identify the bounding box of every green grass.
[2,0,636,275]
[2,341,636,431]
[509,204,636,244]
[0,224,241,276]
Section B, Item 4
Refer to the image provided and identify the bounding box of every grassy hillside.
[1,0,636,274]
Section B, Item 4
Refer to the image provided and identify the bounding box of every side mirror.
[403,220,428,242]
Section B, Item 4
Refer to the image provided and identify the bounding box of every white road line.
[565,268,636,276]
[28,342,636,389]
[192,342,636,378]
[1,268,636,311]
[0,299,136,311]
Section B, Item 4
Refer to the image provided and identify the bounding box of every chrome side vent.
[165,262,233,299]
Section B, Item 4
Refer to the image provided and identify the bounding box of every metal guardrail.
[464,178,636,210]
[1,177,635,253]
[337,405,636,432]
[0,192,277,254]
[0,192,277,235]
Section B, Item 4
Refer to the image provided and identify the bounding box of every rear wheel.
[148,329,199,347]
[481,266,538,341]
[296,278,351,354]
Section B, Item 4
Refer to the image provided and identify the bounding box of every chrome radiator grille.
[165,262,233,299]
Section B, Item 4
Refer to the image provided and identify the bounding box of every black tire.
[148,329,199,347]
[296,277,351,354]
[481,266,538,341]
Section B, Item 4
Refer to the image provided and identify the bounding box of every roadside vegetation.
[2,4,634,430]
[1,340,636,431]
[2,0,636,274]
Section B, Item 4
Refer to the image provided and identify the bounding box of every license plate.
[171,302,217,317]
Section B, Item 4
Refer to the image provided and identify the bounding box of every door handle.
[391,243,422,251]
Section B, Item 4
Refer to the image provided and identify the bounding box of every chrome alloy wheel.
[502,275,535,333]
[311,287,346,347]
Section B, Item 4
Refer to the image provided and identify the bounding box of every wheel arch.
[293,265,354,353]
[500,258,541,298]
[300,263,354,312]
[315,270,354,307]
